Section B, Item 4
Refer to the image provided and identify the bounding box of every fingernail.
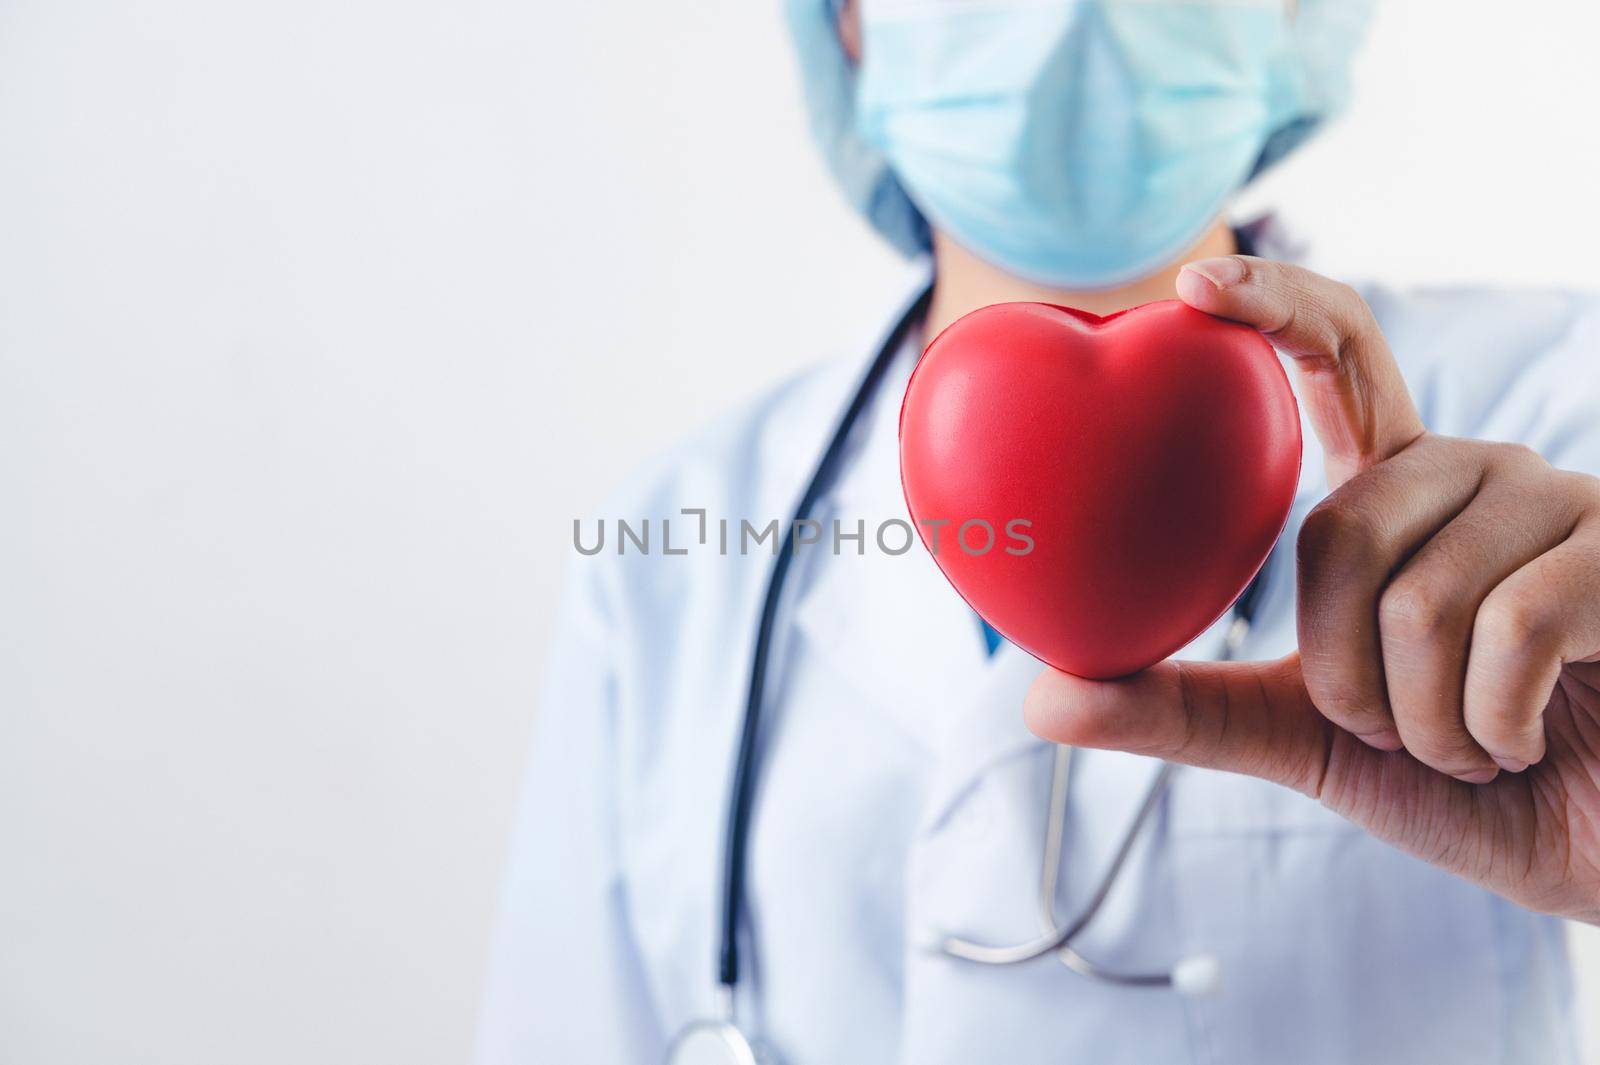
[1359,728,1404,752]
[1183,257,1247,290]
[1459,766,1500,785]
[1492,756,1529,774]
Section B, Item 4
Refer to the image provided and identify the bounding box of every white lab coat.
[478,264,1600,1064]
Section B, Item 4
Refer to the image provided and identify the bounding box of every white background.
[2,0,1598,1061]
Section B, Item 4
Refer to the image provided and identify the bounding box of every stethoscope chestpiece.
[1170,953,1223,997]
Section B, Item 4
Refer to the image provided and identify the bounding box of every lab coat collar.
[758,262,935,511]
[786,263,1055,832]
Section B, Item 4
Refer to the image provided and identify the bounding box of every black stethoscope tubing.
[718,281,935,993]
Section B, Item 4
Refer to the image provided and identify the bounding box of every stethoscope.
[665,281,1266,1064]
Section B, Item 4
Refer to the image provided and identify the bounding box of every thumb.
[1024,655,1333,796]
[1176,256,1426,488]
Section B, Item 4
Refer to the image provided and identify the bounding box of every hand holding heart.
[1025,257,1600,925]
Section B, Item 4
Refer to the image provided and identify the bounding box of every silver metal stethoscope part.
[929,620,1251,994]
[665,987,763,1065]
[664,1020,761,1065]
[929,754,1179,969]
[929,751,1219,995]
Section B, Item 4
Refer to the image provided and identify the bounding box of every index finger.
[1176,256,1426,489]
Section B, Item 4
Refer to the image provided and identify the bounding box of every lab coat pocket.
[1163,769,1508,1065]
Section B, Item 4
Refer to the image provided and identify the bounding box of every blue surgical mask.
[787,0,1371,287]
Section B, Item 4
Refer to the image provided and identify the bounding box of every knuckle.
[1489,441,1547,476]
[1476,594,1547,652]
[1295,289,1346,354]
[1313,689,1371,726]
[1328,278,1367,315]
[1561,469,1600,509]
[1403,732,1486,776]
[1301,666,1386,727]
[1172,661,1211,757]
[1298,499,1383,575]
[1378,578,1455,641]
[1416,432,1479,467]
[1464,712,1539,758]
[1327,279,1374,335]
[1267,268,1376,360]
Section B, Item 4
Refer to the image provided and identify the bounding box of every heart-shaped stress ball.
[899,299,1302,679]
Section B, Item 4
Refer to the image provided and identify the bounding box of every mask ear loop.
[1250,115,1318,179]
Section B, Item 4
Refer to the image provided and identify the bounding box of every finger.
[1378,450,1579,780]
[1296,437,1485,748]
[1465,504,1600,772]
[1024,654,1335,797]
[1177,256,1426,488]
[1025,657,1530,891]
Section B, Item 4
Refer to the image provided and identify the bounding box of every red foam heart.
[899,299,1301,679]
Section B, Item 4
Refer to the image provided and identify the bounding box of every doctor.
[480,1,1600,1062]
